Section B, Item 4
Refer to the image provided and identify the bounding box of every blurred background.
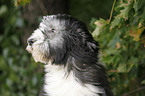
[0,0,145,96]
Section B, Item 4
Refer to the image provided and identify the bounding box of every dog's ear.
[49,36,69,64]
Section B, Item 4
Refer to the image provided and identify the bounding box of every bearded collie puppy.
[26,14,113,96]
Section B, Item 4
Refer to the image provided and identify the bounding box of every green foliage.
[92,0,145,95]
[0,0,43,96]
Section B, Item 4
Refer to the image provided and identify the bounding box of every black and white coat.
[26,14,113,96]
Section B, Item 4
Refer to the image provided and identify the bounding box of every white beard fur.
[43,61,106,96]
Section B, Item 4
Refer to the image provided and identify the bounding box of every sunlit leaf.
[141,80,145,85]
[92,18,107,40]
[14,0,31,7]
[129,26,145,41]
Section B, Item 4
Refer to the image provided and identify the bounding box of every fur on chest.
[43,64,105,96]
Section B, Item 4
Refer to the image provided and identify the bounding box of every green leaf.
[11,35,20,46]
[6,79,13,87]
[8,57,14,67]
[92,18,107,39]
[0,56,7,70]
[0,5,7,16]
[108,30,121,48]
[134,0,145,15]
[141,80,145,85]
[117,64,127,73]
[15,17,24,27]
[102,55,113,64]
[105,48,118,55]
[110,1,133,29]
[0,35,3,42]
[110,17,122,29]
[3,48,9,59]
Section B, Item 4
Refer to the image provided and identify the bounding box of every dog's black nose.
[28,39,35,46]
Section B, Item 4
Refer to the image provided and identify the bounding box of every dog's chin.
[26,45,49,64]
[32,54,48,63]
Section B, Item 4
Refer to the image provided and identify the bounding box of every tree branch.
[122,86,145,96]
[108,0,116,24]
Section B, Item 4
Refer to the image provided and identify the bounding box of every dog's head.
[26,14,99,65]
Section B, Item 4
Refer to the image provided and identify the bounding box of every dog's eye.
[51,29,55,32]
[28,39,36,46]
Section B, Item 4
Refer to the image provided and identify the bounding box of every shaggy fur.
[26,14,113,96]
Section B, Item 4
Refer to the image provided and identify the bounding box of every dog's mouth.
[26,45,50,63]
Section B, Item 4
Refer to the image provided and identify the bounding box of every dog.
[26,14,113,96]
